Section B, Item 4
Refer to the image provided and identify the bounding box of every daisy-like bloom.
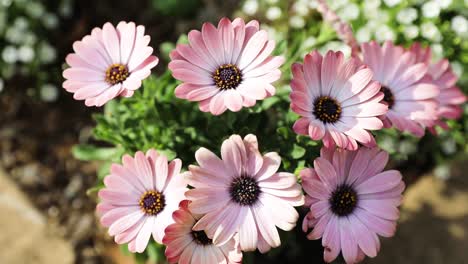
[290,50,387,151]
[410,43,466,132]
[63,21,158,107]
[302,146,405,263]
[169,17,284,115]
[163,200,242,264]
[361,41,439,136]
[96,149,187,253]
[185,134,304,252]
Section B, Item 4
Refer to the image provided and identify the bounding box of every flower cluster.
[65,11,465,264]
[0,0,70,101]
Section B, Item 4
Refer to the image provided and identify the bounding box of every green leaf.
[72,145,120,161]
[291,144,306,159]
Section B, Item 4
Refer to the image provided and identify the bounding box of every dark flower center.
[313,96,342,123]
[105,63,129,85]
[329,184,358,216]
[139,190,165,215]
[213,64,242,90]
[229,175,260,206]
[191,230,212,245]
[381,86,395,109]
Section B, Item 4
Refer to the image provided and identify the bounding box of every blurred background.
[0,0,467,263]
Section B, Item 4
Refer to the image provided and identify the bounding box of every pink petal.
[339,218,359,264]
[102,22,121,63]
[238,30,268,69]
[314,157,338,191]
[239,208,259,251]
[252,205,281,249]
[321,51,343,96]
[209,92,227,115]
[356,170,402,195]
[202,22,224,66]
[135,217,155,253]
[117,22,137,65]
[195,147,227,177]
[322,215,341,263]
[224,89,243,111]
[254,152,281,181]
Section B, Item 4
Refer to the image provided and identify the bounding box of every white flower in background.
[403,25,419,39]
[43,13,59,29]
[329,0,348,9]
[308,0,319,9]
[13,17,28,30]
[17,45,34,63]
[366,20,379,30]
[434,165,450,180]
[431,43,443,60]
[290,15,305,28]
[397,8,417,25]
[383,0,401,7]
[38,42,57,63]
[439,0,452,9]
[399,140,417,155]
[292,1,309,16]
[266,6,282,20]
[338,3,360,21]
[25,1,45,18]
[364,0,381,9]
[356,27,372,42]
[5,27,23,44]
[451,61,463,78]
[421,22,442,42]
[319,41,351,57]
[303,36,317,49]
[375,24,395,42]
[22,32,37,45]
[0,78,4,93]
[242,0,258,15]
[0,0,12,7]
[451,16,468,37]
[441,139,457,155]
[2,46,18,63]
[379,136,397,153]
[59,0,73,17]
[40,84,59,102]
[422,1,440,18]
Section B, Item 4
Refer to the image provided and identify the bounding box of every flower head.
[63,21,159,107]
[185,134,304,252]
[290,50,387,150]
[163,200,242,264]
[170,17,284,115]
[302,146,405,263]
[96,149,187,253]
[361,41,439,136]
[410,43,466,132]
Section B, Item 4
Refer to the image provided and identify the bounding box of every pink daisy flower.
[361,41,439,137]
[96,149,187,253]
[302,146,405,263]
[163,200,242,264]
[169,17,284,115]
[410,43,466,132]
[290,50,387,151]
[63,21,159,107]
[185,134,304,252]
